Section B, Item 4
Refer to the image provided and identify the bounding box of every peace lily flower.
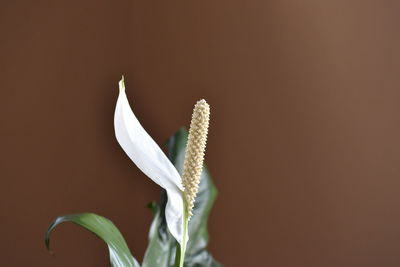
[43,77,215,267]
[114,77,210,258]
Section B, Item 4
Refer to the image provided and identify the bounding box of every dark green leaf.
[142,190,176,267]
[142,128,221,267]
[45,213,140,267]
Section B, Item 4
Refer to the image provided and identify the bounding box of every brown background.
[1,1,400,266]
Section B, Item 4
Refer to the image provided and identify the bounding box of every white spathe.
[114,78,185,244]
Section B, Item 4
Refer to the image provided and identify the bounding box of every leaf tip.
[44,229,53,253]
[119,75,125,92]
[147,201,158,216]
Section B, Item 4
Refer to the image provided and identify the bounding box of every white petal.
[114,77,184,244]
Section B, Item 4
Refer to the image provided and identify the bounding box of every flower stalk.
[176,99,210,267]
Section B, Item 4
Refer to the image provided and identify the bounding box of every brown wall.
[1,1,400,266]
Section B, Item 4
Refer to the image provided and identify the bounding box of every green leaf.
[45,213,140,267]
[143,128,221,267]
[142,191,176,267]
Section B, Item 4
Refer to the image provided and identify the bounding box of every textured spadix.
[182,99,210,217]
[114,78,184,244]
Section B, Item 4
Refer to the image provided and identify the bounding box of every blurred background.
[1,1,400,266]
